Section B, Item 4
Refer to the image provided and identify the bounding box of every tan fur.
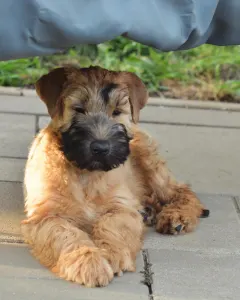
[22,66,206,287]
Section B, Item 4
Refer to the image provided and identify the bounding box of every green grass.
[0,37,240,101]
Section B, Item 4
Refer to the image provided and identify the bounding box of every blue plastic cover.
[0,0,239,60]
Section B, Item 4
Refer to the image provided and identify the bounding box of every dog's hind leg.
[21,217,114,287]
[130,129,209,235]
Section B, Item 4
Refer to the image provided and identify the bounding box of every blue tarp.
[0,0,239,61]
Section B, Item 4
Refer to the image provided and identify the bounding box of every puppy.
[22,66,209,287]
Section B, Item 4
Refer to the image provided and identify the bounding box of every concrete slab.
[148,248,240,300]
[148,97,240,112]
[0,244,148,300]
[38,116,50,131]
[0,157,25,182]
[144,194,240,253]
[0,95,47,114]
[0,212,23,243]
[0,182,24,243]
[0,182,24,213]
[141,106,240,127]
[141,124,240,195]
[0,113,35,158]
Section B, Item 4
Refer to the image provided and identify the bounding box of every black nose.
[90,140,110,156]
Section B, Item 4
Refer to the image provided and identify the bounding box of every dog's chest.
[70,163,143,214]
[69,168,127,220]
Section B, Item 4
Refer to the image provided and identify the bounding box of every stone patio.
[0,94,239,300]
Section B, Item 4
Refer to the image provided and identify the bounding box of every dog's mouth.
[60,122,131,172]
[83,153,128,172]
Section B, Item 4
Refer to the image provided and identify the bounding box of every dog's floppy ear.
[35,67,67,118]
[119,72,148,123]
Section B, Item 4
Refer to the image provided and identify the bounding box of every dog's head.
[36,66,148,171]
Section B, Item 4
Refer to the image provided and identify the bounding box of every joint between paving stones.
[141,249,155,300]
[0,238,25,245]
[232,196,240,218]
[35,115,40,134]
[140,120,240,130]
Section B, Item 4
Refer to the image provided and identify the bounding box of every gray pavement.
[0,94,240,299]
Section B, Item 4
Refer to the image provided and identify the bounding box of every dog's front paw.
[108,248,136,276]
[155,206,200,235]
[55,247,114,287]
[95,242,136,276]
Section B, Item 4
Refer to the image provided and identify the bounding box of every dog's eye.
[112,110,121,117]
[74,106,86,114]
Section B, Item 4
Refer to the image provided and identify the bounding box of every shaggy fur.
[22,66,209,287]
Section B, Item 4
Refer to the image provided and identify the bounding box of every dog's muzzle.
[60,115,132,172]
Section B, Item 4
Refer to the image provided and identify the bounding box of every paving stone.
[141,124,240,195]
[141,106,240,127]
[0,158,25,182]
[0,182,24,243]
[0,87,23,96]
[148,97,240,112]
[0,113,35,158]
[0,244,147,300]
[0,212,23,243]
[38,116,50,131]
[144,194,240,253]
[0,95,47,114]
[148,248,240,300]
[0,182,24,213]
